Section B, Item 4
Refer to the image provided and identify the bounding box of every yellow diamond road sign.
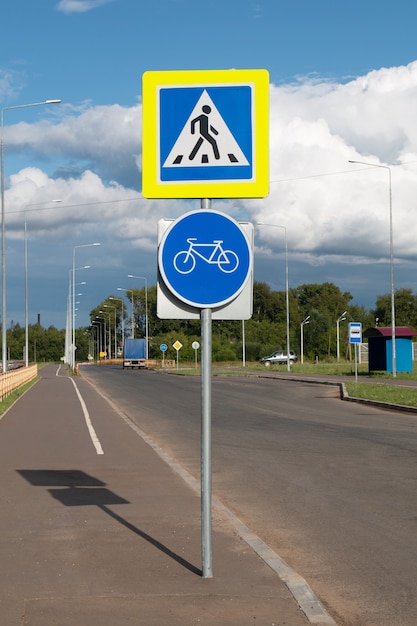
[142,69,269,199]
[173,340,183,351]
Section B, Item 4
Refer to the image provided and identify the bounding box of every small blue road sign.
[158,210,253,308]
[160,343,168,352]
[349,322,362,344]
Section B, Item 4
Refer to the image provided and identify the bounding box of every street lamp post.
[257,223,291,371]
[349,160,396,377]
[103,304,117,359]
[1,99,61,372]
[72,242,100,371]
[68,279,86,365]
[336,311,347,362]
[68,266,89,370]
[95,316,107,358]
[128,274,149,360]
[117,288,135,338]
[100,310,112,359]
[300,315,310,365]
[109,296,125,350]
[92,321,102,359]
[23,200,62,367]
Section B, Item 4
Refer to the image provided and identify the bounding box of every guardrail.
[0,364,38,401]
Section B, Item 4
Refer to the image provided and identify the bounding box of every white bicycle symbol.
[173,238,239,274]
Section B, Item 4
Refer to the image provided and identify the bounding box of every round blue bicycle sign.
[158,209,252,308]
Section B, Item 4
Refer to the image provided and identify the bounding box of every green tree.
[252,281,276,321]
[293,283,353,359]
[373,288,417,329]
[90,294,129,357]
[90,279,380,363]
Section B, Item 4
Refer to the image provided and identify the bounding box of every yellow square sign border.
[142,69,269,199]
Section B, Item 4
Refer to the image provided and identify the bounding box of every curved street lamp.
[336,311,347,362]
[91,320,102,358]
[117,287,135,338]
[72,242,100,371]
[23,200,62,367]
[95,316,107,358]
[99,310,113,359]
[1,99,61,372]
[68,267,90,369]
[109,296,125,348]
[348,160,396,377]
[103,304,117,359]
[300,315,310,364]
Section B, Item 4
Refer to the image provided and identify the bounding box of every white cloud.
[257,62,417,267]
[4,60,417,325]
[0,69,24,103]
[56,0,115,14]
[8,103,141,189]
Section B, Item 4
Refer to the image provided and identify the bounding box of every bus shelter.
[363,326,417,373]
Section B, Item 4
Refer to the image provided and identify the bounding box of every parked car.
[259,350,298,366]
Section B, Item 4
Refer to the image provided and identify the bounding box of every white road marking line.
[83,372,336,625]
[70,378,104,455]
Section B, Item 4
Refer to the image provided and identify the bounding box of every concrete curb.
[340,381,417,413]
[82,368,338,625]
[257,373,417,414]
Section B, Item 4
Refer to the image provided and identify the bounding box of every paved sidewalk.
[0,364,336,626]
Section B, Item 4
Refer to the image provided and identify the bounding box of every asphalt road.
[2,364,319,626]
[82,364,417,626]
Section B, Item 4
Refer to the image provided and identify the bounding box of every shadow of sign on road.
[17,469,201,576]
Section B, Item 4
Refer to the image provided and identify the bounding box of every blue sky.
[2,0,417,331]
[5,0,417,104]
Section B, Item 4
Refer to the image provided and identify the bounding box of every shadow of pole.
[17,469,202,577]
[100,504,201,576]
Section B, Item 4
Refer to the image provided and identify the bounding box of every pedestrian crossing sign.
[142,69,269,198]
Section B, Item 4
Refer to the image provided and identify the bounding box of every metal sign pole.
[200,198,213,578]
[349,323,362,384]
[147,70,266,581]
[201,306,213,577]
[354,343,358,383]
[157,201,253,580]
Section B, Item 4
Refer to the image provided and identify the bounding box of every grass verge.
[153,360,417,408]
[345,382,417,408]
[0,376,39,417]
